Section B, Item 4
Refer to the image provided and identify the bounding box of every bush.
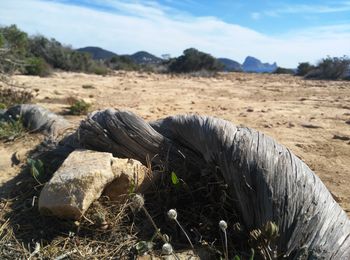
[305,56,350,80]
[0,86,35,107]
[67,98,91,115]
[106,56,140,71]
[0,118,25,141]
[273,67,295,74]
[89,64,108,75]
[0,24,28,56]
[168,48,223,73]
[296,62,315,76]
[28,34,108,75]
[25,57,51,76]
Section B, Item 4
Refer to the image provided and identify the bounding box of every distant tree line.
[274,56,350,80]
[0,24,108,76]
[1,24,349,80]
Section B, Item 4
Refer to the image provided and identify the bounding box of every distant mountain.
[242,56,277,73]
[76,46,118,60]
[127,51,163,65]
[218,58,242,72]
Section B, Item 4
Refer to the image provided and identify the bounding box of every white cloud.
[264,1,350,16]
[0,0,349,67]
[251,12,261,20]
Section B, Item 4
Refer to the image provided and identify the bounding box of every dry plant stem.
[142,207,166,243]
[174,219,194,249]
[223,230,228,260]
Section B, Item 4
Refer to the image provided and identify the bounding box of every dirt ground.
[1,71,349,214]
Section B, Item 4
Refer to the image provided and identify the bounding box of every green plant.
[89,64,108,75]
[168,48,223,73]
[273,67,294,74]
[25,57,51,77]
[305,56,350,80]
[68,99,91,115]
[27,158,46,184]
[170,171,180,186]
[296,62,315,76]
[0,118,25,140]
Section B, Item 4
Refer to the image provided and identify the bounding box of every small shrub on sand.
[24,57,51,77]
[67,98,91,115]
[0,117,25,141]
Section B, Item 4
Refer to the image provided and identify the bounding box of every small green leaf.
[249,248,255,260]
[233,256,241,260]
[171,171,179,185]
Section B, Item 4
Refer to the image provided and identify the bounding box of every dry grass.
[0,85,36,108]
[0,152,276,259]
[0,163,138,259]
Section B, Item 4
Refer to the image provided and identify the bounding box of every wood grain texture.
[3,105,349,258]
[79,109,350,259]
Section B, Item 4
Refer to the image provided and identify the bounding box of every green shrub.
[168,48,223,73]
[305,56,350,80]
[0,118,25,140]
[273,67,295,74]
[107,55,140,71]
[90,65,108,75]
[25,57,51,76]
[296,62,315,76]
[0,24,28,56]
[68,98,91,115]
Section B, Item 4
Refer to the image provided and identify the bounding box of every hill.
[76,46,118,60]
[242,56,277,73]
[76,48,163,65]
[127,51,163,65]
[218,58,243,72]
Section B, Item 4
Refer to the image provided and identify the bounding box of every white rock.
[103,158,152,201]
[39,150,114,219]
[38,150,153,219]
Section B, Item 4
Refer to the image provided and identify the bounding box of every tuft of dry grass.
[0,85,35,108]
[0,170,138,259]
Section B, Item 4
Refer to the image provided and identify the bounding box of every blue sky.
[0,0,349,67]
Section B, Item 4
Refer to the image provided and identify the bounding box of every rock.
[103,158,151,201]
[39,150,115,219]
[39,150,152,219]
[346,120,350,125]
[333,134,350,141]
[301,123,322,129]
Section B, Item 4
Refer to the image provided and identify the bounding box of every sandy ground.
[1,71,349,214]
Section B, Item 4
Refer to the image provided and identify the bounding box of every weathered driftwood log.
[78,109,350,259]
[2,105,350,258]
[2,104,71,138]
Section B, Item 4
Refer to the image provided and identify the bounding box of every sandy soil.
[1,71,349,213]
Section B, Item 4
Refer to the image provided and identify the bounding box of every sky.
[0,0,349,67]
